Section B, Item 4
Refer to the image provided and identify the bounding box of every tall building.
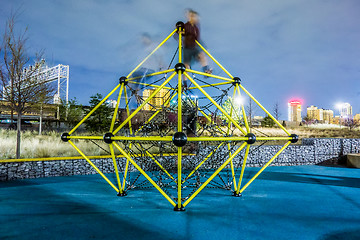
[288,100,302,122]
[338,102,352,118]
[143,88,170,111]
[307,105,323,121]
[323,109,334,124]
[306,105,333,123]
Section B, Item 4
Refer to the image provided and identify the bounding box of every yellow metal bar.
[135,143,175,181]
[184,72,247,135]
[188,81,231,90]
[235,84,250,133]
[110,144,123,193]
[176,32,183,208]
[238,84,291,136]
[239,141,291,193]
[112,142,176,207]
[195,40,234,79]
[236,144,250,194]
[186,69,233,82]
[69,84,120,135]
[183,142,247,207]
[187,137,248,142]
[110,84,124,132]
[127,29,177,78]
[123,87,135,179]
[112,136,173,141]
[127,69,174,81]
[127,81,173,90]
[68,140,119,192]
[124,87,133,135]
[134,92,178,135]
[122,158,130,191]
[179,30,182,63]
[256,137,292,141]
[67,136,103,140]
[177,146,182,208]
[113,72,177,135]
[227,87,237,191]
[230,150,236,191]
[183,142,225,183]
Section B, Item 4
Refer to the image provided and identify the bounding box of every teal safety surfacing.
[0,165,359,240]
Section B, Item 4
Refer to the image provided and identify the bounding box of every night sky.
[1,0,359,118]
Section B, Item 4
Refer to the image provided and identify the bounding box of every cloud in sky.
[1,0,359,115]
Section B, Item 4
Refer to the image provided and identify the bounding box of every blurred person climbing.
[180,9,212,89]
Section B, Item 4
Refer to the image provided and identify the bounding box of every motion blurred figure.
[182,9,212,88]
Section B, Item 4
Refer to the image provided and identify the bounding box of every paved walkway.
[0,165,359,239]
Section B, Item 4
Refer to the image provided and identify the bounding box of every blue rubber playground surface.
[1,165,359,240]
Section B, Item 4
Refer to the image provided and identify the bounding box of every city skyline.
[1,0,359,116]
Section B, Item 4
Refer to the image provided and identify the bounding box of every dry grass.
[0,129,113,159]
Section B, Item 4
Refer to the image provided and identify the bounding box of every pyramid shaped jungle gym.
[61,22,299,211]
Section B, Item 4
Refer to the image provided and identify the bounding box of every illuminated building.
[307,106,323,121]
[306,105,333,123]
[332,116,340,125]
[354,113,360,122]
[288,100,302,122]
[336,102,352,119]
[143,89,170,111]
[323,109,334,124]
[105,99,117,108]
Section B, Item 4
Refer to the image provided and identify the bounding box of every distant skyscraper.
[288,100,302,122]
[338,102,352,118]
[143,88,170,111]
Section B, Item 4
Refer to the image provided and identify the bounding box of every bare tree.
[344,118,360,131]
[0,12,55,158]
[246,98,256,128]
[273,102,281,121]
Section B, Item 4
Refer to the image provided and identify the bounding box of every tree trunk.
[39,104,43,135]
[16,113,21,159]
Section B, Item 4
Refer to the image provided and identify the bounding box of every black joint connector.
[103,132,114,144]
[246,133,256,144]
[117,191,127,197]
[119,76,127,85]
[232,77,241,86]
[61,132,70,142]
[290,134,299,143]
[172,132,187,147]
[174,63,186,73]
[176,21,185,33]
[174,205,186,211]
[233,192,242,197]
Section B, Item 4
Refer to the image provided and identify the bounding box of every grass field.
[0,125,358,159]
[0,129,112,159]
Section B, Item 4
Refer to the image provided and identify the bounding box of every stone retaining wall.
[1,138,359,181]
